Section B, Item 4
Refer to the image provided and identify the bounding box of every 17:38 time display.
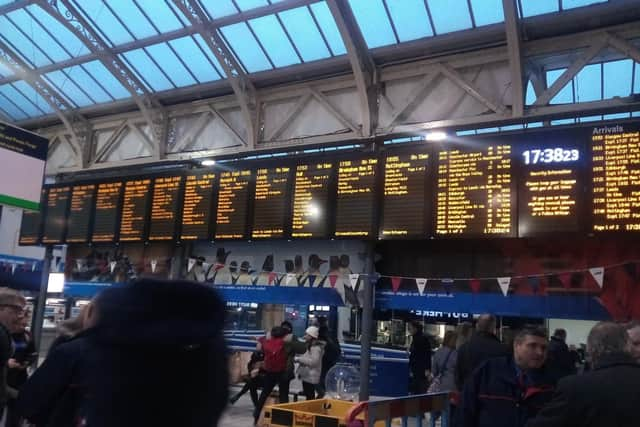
[522,148,579,165]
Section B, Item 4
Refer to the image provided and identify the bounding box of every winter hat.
[305,326,319,339]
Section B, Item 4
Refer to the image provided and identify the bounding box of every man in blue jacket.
[457,325,556,427]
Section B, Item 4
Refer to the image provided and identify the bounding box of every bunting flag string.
[497,277,511,297]
[589,267,604,288]
[187,258,196,272]
[415,278,427,295]
[150,259,157,273]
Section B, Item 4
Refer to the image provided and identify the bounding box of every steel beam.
[0,38,88,165]
[326,0,378,136]
[208,105,248,147]
[93,121,129,165]
[386,71,442,129]
[267,93,313,141]
[172,0,258,148]
[503,0,524,117]
[170,111,212,153]
[607,32,640,64]
[437,63,508,115]
[309,87,359,133]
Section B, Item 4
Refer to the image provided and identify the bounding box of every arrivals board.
[380,152,430,238]
[591,124,640,232]
[92,182,122,242]
[19,206,43,245]
[291,162,333,238]
[148,176,183,241]
[252,167,291,239]
[435,144,515,237]
[181,172,216,240]
[215,170,251,239]
[42,186,71,244]
[66,184,96,243]
[518,136,584,236]
[119,179,152,242]
[335,158,378,238]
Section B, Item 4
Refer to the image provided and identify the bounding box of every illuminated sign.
[335,158,378,238]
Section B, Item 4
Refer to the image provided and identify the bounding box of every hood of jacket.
[94,278,225,347]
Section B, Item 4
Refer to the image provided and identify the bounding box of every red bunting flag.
[558,273,572,289]
[391,277,402,293]
[470,279,481,294]
[268,272,278,285]
[328,275,338,288]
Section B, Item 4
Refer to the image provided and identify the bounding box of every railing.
[345,393,451,427]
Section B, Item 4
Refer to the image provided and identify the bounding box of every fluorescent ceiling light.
[200,159,216,166]
[425,131,447,141]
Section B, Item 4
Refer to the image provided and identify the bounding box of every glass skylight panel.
[104,0,158,40]
[574,63,601,102]
[248,15,300,67]
[578,115,603,122]
[63,65,114,103]
[26,5,89,57]
[121,49,175,91]
[144,43,197,87]
[192,34,225,77]
[551,118,576,125]
[0,91,29,121]
[470,0,504,26]
[279,7,331,62]
[563,0,607,10]
[45,70,95,107]
[72,1,134,46]
[603,112,631,120]
[6,9,71,63]
[603,59,632,98]
[0,61,12,78]
[525,80,536,105]
[0,1,16,6]
[80,60,130,99]
[0,83,47,117]
[11,80,54,114]
[348,0,396,48]
[134,0,185,33]
[235,0,269,11]
[0,16,51,67]
[310,2,346,55]
[634,63,640,94]
[547,68,574,104]
[168,36,222,82]
[519,0,558,17]
[220,22,272,72]
[385,0,433,42]
[426,0,473,34]
[199,0,238,19]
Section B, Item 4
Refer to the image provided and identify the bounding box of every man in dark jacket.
[455,314,509,390]
[546,329,576,380]
[18,279,228,427]
[457,325,555,427]
[527,322,640,427]
[0,288,26,419]
[408,320,432,394]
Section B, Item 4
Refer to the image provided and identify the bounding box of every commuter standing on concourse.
[526,322,640,427]
[0,288,27,421]
[626,321,640,363]
[407,320,432,394]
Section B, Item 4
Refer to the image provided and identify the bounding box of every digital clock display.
[523,148,579,165]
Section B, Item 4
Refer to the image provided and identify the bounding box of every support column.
[359,242,376,401]
[33,245,53,353]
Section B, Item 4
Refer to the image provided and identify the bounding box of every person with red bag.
[253,326,290,424]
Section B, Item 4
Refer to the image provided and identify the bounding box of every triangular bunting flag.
[558,273,572,289]
[416,278,427,295]
[151,259,157,273]
[528,276,540,294]
[187,258,196,272]
[11,263,16,275]
[283,273,297,287]
[268,272,278,285]
[110,261,117,273]
[442,279,453,295]
[76,260,82,270]
[470,279,481,294]
[329,274,338,288]
[349,274,360,289]
[391,277,402,293]
[32,263,36,272]
[308,275,317,287]
[589,267,604,288]
[497,277,511,296]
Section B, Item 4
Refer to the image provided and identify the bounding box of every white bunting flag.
[76,260,82,270]
[589,267,604,288]
[10,263,16,275]
[282,273,297,287]
[416,278,428,296]
[110,261,117,273]
[187,258,196,272]
[151,259,157,273]
[32,263,36,272]
[349,273,360,289]
[497,277,511,297]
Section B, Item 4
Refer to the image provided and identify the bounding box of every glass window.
[0,16,51,66]
[145,43,197,87]
[385,0,433,42]
[45,70,94,107]
[199,0,239,19]
[72,0,133,46]
[547,68,573,104]
[578,115,603,122]
[279,7,330,62]
[6,9,70,63]
[634,63,640,94]
[563,0,607,10]
[310,2,346,55]
[0,91,29,121]
[574,63,601,102]
[192,34,225,77]
[104,0,157,39]
[603,112,631,120]
[27,5,89,57]
[64,65,113,103]
[500,124,525,131]
[235,0,269,11]
[0,83,47,117]
[0,62,12,78]
[476,127,500,134]
[526,121,544,128]
[220,22,272,72]
[520,0,558,17]
[551,118,576,125]
[469,0,504,26]
[427,0,473,34]
[12,80,54,113]
[169,36,222,83]
[248,15,300,67]
[525,80,536,105]
[121,49,174,91]
[81,60,131,99]
[134,0,184,32]
[348,0,396,48]
[603,59,632,98]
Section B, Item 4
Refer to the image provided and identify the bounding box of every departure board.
[252,167,291,239]
[436,145,514,236]
[518,144,583,235]
[592,124,640,232]
[291,163,333,238]
[148,176,183,241]
[181,173,216,240]
[66,184,96,243]
[42,186,71,244]
[92,182,122,242]
[335,158,378,237]
[19,208,42,245]
[380,152,430,238]
[119,179,152,241]
[215,170,251,239]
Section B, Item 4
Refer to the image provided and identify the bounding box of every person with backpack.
[229,350,265,408]
[295,326,326,401]
[253,326,290,424]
